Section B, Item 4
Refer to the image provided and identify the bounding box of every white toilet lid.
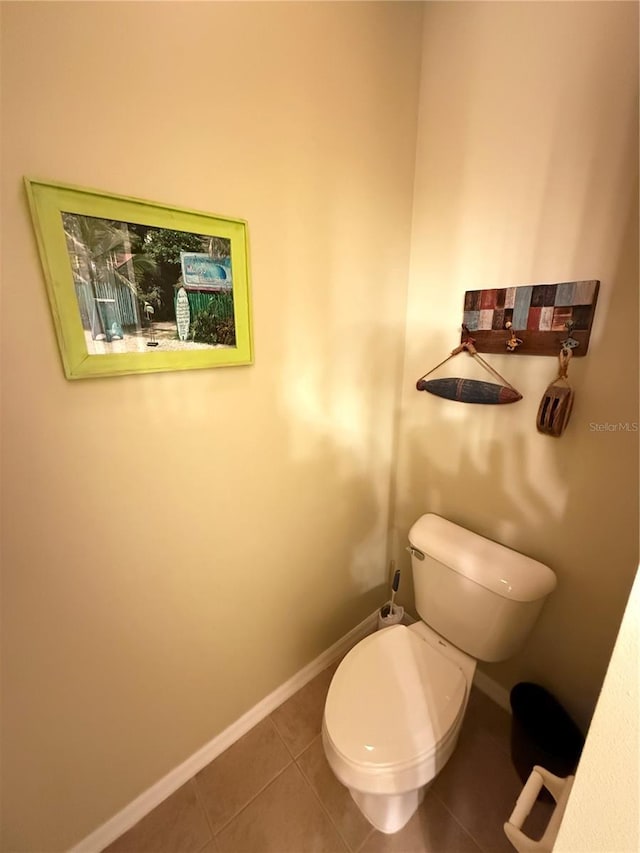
[325,625,467,769]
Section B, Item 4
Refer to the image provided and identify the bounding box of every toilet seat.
[322,624,467,795]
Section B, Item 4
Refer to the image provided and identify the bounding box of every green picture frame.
[25,178,253,379]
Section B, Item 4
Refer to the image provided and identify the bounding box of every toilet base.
[350,784,428,834]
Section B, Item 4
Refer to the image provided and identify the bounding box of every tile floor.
[105,662,553,853]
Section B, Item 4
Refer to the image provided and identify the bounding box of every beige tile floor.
[105,664,553,853]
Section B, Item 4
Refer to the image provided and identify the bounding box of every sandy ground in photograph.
[84,322,232,354]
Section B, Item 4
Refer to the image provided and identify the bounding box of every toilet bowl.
[322,513,557,834]
[322,622,476,833]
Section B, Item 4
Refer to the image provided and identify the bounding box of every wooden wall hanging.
[462,280,599,356]
[537,349,574,437]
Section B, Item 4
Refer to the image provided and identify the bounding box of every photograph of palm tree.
[62,212,235,355]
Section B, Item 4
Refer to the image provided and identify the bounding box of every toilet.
[322,513,557,834]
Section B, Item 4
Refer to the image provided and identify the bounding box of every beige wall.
[0,3,423,850]
[393,0,639,733]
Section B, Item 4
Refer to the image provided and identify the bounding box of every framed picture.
[25,178,253,379]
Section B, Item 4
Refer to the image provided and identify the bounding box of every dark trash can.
[510,682,584,798]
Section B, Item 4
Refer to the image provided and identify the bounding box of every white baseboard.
[69,610,378,853]
[70,613,513,853]
[473,668,512,713]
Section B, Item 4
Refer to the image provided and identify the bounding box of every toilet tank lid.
[408,514,556,602]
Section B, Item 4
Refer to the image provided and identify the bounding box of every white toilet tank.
[408,514,557,662]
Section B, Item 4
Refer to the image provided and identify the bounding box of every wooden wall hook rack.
[461,280,599,357]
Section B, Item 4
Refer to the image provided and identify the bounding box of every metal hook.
[561,321,580,351]
[505,321,523,352]
[461,324,476,346]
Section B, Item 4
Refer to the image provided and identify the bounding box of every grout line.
[294,740,355,853]
[429,789,486,852]
[201,679,333,839]
[211,761,292,839]
[187,717,297,844]
[195,832,218,853]
[353,825,376,853]
[267,709,300,761]
[265,704,306,761]
[190,716,295,840]
[190,775,217,845]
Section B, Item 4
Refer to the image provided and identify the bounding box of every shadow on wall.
[394,312,638,734]
[403,186,635,712]
[266,329,405,672]
[273,428,388,660]
[217,419,389,682]
[379,0,640,770]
